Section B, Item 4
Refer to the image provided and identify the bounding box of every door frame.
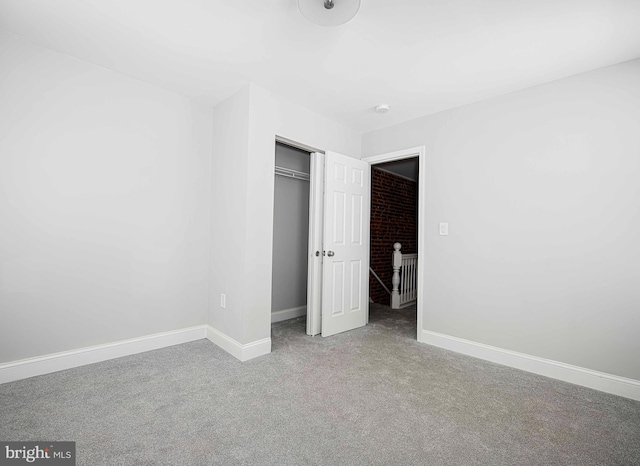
[362,146,426,341]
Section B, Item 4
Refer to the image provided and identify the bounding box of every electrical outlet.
[220,293,226,309]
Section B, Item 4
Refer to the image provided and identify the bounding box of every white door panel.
[321,151,370,337]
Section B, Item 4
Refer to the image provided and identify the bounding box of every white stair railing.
[391,243,418,309]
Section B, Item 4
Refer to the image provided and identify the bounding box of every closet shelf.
[275,165,310,181]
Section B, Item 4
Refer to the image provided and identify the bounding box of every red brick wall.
[370,168,418,304]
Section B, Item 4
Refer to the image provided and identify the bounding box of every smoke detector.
[375,104,390,114]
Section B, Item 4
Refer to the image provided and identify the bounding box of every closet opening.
[270,142,312,324]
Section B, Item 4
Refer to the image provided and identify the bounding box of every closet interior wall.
[271,142,311,323]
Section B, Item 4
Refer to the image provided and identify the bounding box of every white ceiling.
[2,0,640,134]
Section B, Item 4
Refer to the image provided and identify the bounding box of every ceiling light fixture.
[298,0,361,27]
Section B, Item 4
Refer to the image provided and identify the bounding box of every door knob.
[327,251,335,257]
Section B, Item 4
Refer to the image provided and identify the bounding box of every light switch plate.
[439,223,449,236]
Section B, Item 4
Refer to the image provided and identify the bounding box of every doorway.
[363,147,425,341]
[369,157,419,302]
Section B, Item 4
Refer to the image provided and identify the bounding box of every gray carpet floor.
[1,304,639,465]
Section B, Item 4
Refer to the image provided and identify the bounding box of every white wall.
[208,86,251,344]
[362,59,640,381]
[0,33,212,363]
[208,83,361,346]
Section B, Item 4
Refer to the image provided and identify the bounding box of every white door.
[321,151,370,337]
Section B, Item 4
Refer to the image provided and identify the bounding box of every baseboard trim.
[420,329,640,401]
[271,305,306,323]
[0,325,207,385]
[206,326,271,362]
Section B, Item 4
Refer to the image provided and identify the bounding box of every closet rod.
[274,165,310,181]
